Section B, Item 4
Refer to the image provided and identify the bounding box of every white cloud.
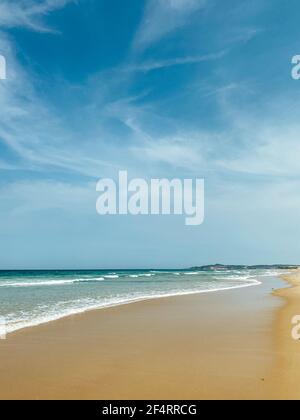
[0,0,75,32]
[0,2,121,179]
[120,84,300,180]
[134,0,207,51]
[218,123,300,177]
[0,0,297,184]
[122,50,227,73]
[132,137,205,170]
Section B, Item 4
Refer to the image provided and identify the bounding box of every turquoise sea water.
[0,268,286,335]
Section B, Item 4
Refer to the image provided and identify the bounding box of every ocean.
[0,268,286,335]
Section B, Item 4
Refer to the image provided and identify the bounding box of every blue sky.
[0,0,300,269]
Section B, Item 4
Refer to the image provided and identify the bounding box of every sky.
[0,0,300,269]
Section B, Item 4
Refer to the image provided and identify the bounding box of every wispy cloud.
[122,50,228,73]
[0,0,299,268]
[0,0,75,32]
[0,1,117,178]
[218,122,300,177]
[225,27,263,47]
[119,83,300,180]
[0,0,294,181]
[133,0,207,51]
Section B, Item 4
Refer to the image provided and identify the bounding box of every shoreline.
[270,269,300,399]
[0,273,289,400]
[5,277,263,337]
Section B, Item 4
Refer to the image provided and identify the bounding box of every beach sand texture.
[0,272,299,400]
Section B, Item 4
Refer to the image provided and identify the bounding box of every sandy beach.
[271,270,300,399]
[0,272,299,400]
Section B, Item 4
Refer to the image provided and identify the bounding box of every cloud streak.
[0,0,75,32]
[133,0,207,51]
[122,50,228,73]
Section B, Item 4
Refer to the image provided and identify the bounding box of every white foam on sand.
[4,277,262,336]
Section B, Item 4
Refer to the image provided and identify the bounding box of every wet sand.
[271,270,300,399]
[0,274,298,400]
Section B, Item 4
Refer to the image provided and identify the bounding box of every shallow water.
[0,268,286,334]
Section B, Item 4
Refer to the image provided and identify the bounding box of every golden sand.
[0,272,299,400]
[270,270,300,399]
